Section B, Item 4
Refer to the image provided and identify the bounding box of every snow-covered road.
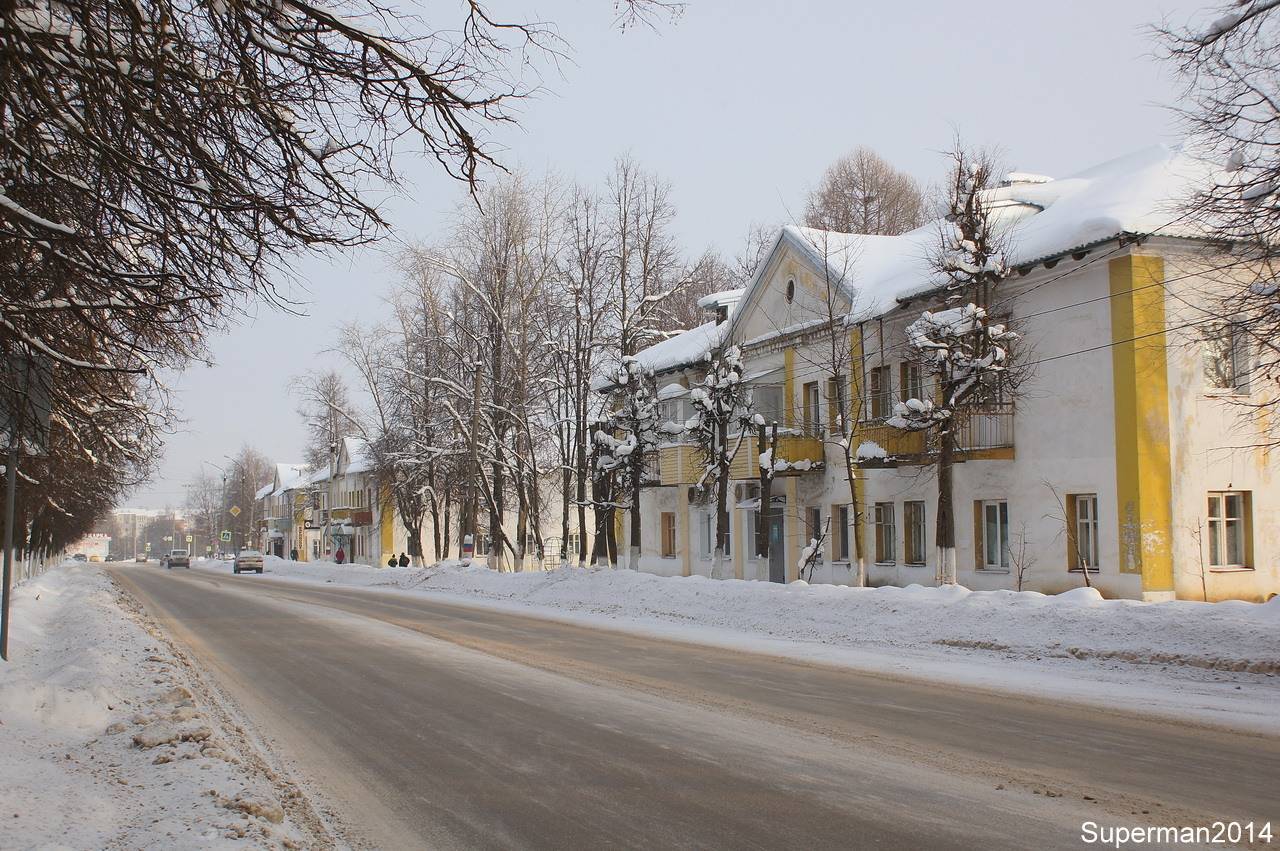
[196,555,1280,734]
[112,563,1280,849]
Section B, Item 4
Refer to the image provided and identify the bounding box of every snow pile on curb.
[212,556,1280,675]
[0,564,312,849]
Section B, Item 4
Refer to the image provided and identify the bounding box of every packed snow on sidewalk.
[0,563,317,850]
[207,555,1280,731]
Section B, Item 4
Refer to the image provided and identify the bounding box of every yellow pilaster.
[784,347,796,427]
[677,488,692,577]
[1110,254,1175,600]
[785,477,801,583]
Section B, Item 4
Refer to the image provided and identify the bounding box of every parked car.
[164,549,191,570]
[72,553,87,562]
[88,554,102,562]
[233,549,264,575]
[135,553,148,563]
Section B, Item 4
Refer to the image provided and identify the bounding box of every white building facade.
[619,146,1279,602]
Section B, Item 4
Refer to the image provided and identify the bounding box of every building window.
[661,512,677,557]
[1202,322,1251,394]
[835,505,850,561]
[1067,494,1100,571]
[867,365,892,420]
[904,501,926,565]
[826,377,847,429]
[752,385,784,427]
[699,511,715,558]
[786,278,795,303]
[900,361,924,404]
[802,381,820,432]
[805,506,822,544]
[981,500,1010,569]
[874,502,896,564]
[1207,492,1251,569]
[566,532,581,557]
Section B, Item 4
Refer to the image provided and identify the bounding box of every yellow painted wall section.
[1109,255,1175,597]
[784,348,796,427]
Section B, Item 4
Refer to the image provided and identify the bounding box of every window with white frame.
[981,500,1010,570]
[904,501,926,565]
[699,510,715,558]
[1207,492,1251,569]
[753,385,785,427]
[1202,322,1252,394]
[867,365,893,420]
[835,505,850,562]
[802,381,820,433]
[874,502,895,564]
[900,362,924,405]
[1068,494,1100,571]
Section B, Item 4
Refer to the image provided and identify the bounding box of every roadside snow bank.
[213,556,1280,674]
[197,556,1280,732]
[0,564,313,849]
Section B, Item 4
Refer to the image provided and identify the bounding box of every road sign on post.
[220,531,232,543]
[185,535,193,544]
[229,505,241,518]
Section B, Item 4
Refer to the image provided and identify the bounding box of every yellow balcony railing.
[728,429,826,480]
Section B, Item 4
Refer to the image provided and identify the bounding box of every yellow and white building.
[623,145,1279,602]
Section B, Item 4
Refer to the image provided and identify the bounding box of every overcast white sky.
[131,0,1206,506]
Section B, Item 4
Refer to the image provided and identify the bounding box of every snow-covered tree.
[888,145,1017,585]
[686,345,753,579]
[596,357,661,569]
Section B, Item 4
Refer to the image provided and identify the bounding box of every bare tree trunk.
[712,418,730,580]
[842,448,866,587]
[936,425,957,585]
[560,465,572,568]
[575,421,589,568]
[756,422,778,559]
[628,457,642,570]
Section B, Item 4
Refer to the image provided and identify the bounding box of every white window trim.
[980,500,1010,571]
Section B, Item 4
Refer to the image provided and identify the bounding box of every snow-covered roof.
[656,382,689,400]
[258,462,309,499]
[341,436,374,475]
[739,144,1218,326]
[633,321,726,376]
[696,288,745,310]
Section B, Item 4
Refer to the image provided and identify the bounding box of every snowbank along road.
[110,563,1280,850]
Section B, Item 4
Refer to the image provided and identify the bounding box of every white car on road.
[233,549,264,574]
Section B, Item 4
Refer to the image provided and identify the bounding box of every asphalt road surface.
[109,564,1280,850]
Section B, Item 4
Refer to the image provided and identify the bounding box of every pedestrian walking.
[398,552,410,567]
[387,554,396,567]
[335,546,345,565]
[290,547,298,561]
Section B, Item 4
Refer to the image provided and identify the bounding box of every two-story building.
[623,144,1278,602]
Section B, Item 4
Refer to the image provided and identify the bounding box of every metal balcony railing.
[955,404,1015,450]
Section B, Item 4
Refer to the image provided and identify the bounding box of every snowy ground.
[197,556,1280,735]
[0,563,326,850]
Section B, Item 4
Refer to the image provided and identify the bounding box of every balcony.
[728,427,826,480]
[853,403,1014,463]
[657,444,703,485]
